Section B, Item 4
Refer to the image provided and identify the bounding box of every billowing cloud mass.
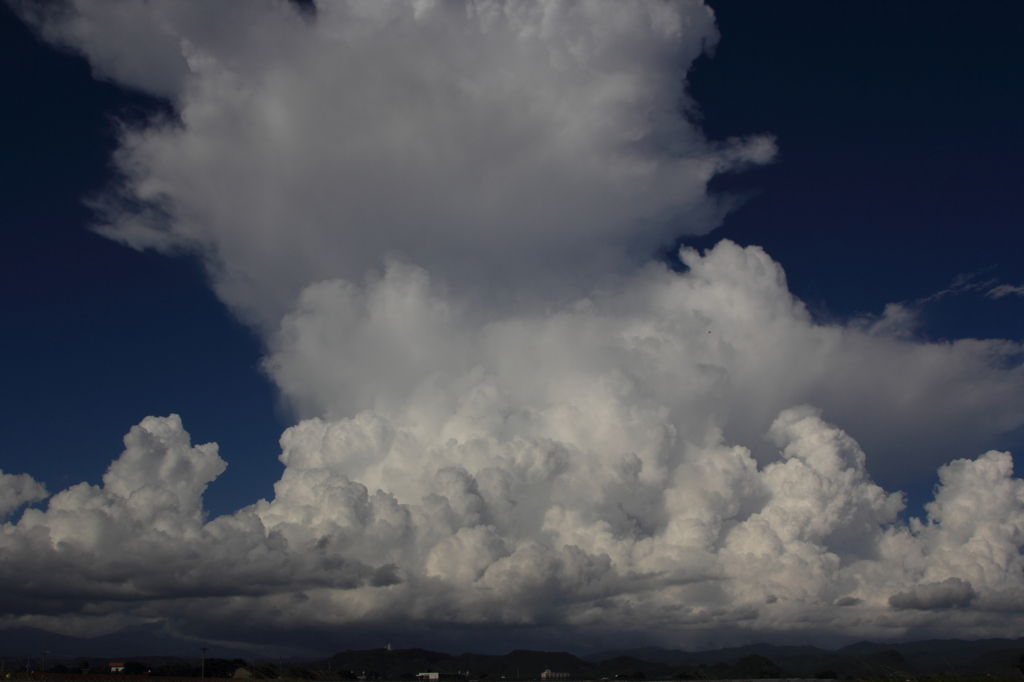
[5,0,1024,652]
[15,0,772,326]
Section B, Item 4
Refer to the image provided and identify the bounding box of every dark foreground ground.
[2,676,1024,682]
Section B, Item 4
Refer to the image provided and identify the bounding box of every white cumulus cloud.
[6,0,1024,650]
[3,245,1024,647]
[266,242,1024,482]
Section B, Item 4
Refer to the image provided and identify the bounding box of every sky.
[1,0,1024,658]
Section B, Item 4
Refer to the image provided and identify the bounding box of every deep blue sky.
[2,0,1023,520]
[0,3,285,516]
[685,0,1024,335]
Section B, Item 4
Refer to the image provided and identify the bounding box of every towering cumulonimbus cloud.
[5,0,1024,650]
[15,0,773,326]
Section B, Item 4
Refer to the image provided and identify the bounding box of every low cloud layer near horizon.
[4,0,1024,653]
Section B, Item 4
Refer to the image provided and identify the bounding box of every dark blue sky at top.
[1,0,1022,520]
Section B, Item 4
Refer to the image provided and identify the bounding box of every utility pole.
[42,651,49,676]
[200,647,209,679]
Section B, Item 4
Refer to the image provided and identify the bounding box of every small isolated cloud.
[988,284,1024,299]
[889,578,977,610]
[916,271,1024,302]
[915,270,996,305]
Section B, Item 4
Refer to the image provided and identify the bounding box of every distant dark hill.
[721,654,791,679]
[588,655,673,679]
[582,644,829,667]
[837,637,1024,660]
[321,649,701,680]
[957,647,1024,677]
[456,650,595,679]
[85,622,254,660]
[580,647,682,666]
[322,648,454,678]
[320,648,600,680]
[0,627,95,659]
[855,650,909,675]
[835,637,1024,675]
[0,623,262,661]
[582,637,1024,680]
